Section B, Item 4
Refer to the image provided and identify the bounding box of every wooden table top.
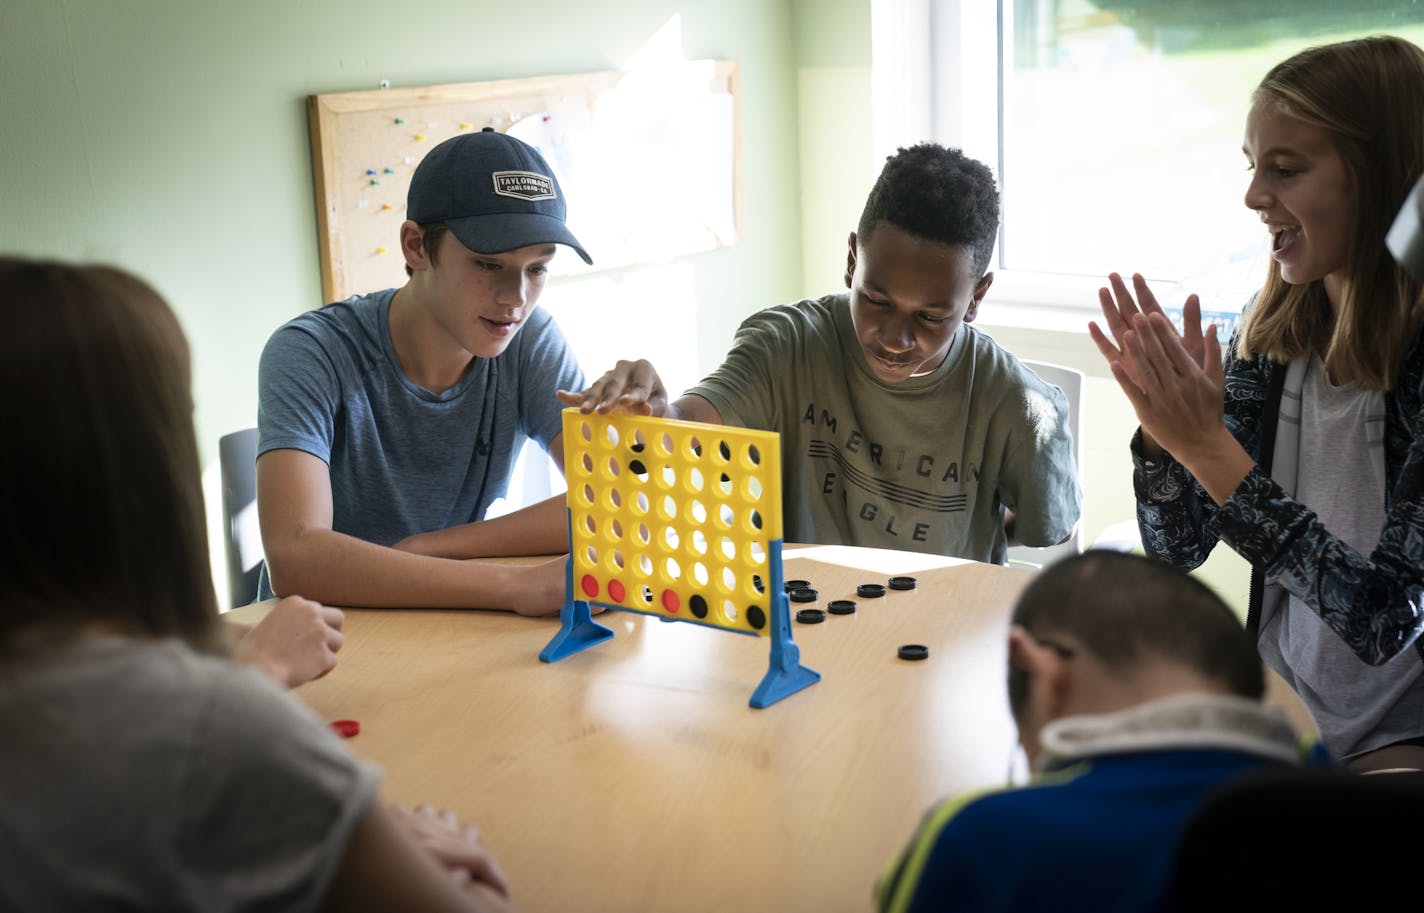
[228,544,1297,913]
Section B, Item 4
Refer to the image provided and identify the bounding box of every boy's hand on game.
[231,596,344,688]
[557,359,668,416]
[388,803,512,901]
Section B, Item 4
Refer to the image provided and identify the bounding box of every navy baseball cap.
[406,127,592,265]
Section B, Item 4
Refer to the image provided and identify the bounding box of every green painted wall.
[1,0,804,464]
[791,0,874,297]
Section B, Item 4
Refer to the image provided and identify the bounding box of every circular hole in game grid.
[606,549,625,572]
[690,499,708,525]
[686,467,705,492]
[636,523,651,546]
[743,475,763,501]
[714,504,734,530]
[662,528,680,551]
[664,557,681,580]
[603,488,623,511]
[583,545,598,566]
[604,456,621,479]
[719,566,736,594]
[634,491,650,515]
[578,421,592,443]
[656,432,675,458]
[579,452,594,475]
[743,443,762,467]
[582,514,596,535]
[718,536,736,560]
[748,541,766,565]
[658,495,677,521]
[722,598,739,624]
[580,484,595,507]
[742,511,763,537]
[637,554,654,577]
[688,529,709,555]
[692,561,710,586]
[603,424,620,448]
[657,466,677,490]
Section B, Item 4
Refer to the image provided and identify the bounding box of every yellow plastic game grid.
[562,408,783,635]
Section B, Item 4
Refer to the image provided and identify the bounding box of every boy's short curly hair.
[857,143,1000,275]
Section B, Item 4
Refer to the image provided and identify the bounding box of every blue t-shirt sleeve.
[257,324,341,464]
[515,310,585,450]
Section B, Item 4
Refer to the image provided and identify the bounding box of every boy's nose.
[881,319,915,351]
[495,273,528,307]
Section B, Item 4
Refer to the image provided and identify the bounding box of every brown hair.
[1009,552,1264,716]
[0,257,222,654]
[1239,35,1424,389]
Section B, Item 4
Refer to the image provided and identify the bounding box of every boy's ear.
[964,271,994,324]
[844,231,859,289]
[1007,625,1072,715]
[399,221,430,272]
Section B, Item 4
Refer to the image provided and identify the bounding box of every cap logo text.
[492,171,556,201]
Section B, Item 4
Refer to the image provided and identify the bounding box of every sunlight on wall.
[622,13,683,70]
[486,262,703,518]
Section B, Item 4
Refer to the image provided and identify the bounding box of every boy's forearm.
[266,528,530,610]
[395,494,570,558]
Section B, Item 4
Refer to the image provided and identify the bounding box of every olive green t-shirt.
[687,294,1080,564]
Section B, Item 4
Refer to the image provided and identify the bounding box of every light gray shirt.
[1260,355,1424,758]
[0,636,381,912]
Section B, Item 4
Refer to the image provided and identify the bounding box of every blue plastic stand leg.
[540,541,613,662]
[749,592,820,708]
[539,597,614,662]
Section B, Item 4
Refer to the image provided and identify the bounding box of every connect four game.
[540,408,821,707]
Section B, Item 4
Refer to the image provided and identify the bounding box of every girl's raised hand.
[1089,272,1207,389]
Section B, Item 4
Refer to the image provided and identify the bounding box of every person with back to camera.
[1090,35,1424,772]
[550,143,1080,565]
[257,127,592,615]
[0,256,517,912]
[876,551,1326,913]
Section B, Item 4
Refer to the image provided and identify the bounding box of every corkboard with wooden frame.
[307,60,741,303]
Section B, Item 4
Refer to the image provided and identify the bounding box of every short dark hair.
[404,222,451,278]
[1011,551,1264,701]
[0,257,222,656]
[857,143,1000,275]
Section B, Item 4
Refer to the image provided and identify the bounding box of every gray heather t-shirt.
[0,636,381,912]
[1260,354,1424,759]
[257,289,583,578]
[686,294,1080,563]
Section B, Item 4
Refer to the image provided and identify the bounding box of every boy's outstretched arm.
[556,358,724,424]
[257,448,564,615]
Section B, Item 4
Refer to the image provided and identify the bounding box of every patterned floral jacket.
[1131,324,1424,666]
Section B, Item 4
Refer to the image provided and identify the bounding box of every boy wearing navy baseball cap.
[255,128,590,614]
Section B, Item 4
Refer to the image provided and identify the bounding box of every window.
[898,1,1424,327]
